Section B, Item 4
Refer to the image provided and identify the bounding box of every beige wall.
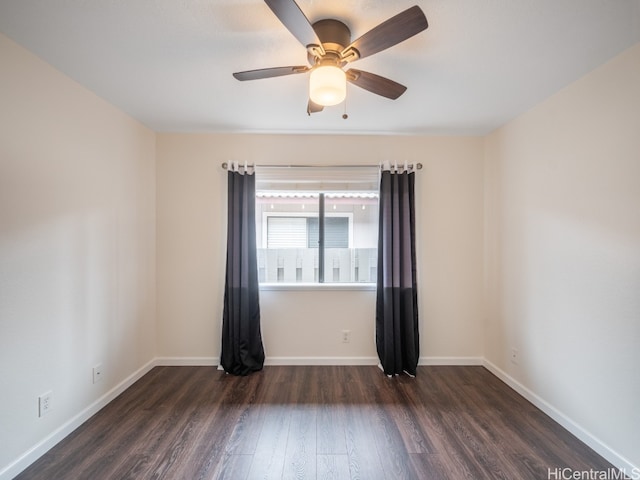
[156,134,485,362]
[484,43,640,468]
[0,33,156,475]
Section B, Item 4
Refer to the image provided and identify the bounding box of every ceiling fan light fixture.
[309,65,346,106]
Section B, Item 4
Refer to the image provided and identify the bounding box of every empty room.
[1,1,638,479]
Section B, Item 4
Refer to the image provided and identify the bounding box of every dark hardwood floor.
[16,366,615,479]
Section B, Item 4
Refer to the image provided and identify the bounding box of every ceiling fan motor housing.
[308,19,353,66]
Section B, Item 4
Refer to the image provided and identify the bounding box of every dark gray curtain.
[221,168,265,376]
[376,169,419,376]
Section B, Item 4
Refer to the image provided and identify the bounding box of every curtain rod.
[221,162,422,170]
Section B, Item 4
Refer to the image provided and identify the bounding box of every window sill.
[259,283,376,292]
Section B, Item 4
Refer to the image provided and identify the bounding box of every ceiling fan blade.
[346,69,407,99]
[307,99,324,115]
[342,6,428,61]
[233,66,309,81]
[264,0,323,51]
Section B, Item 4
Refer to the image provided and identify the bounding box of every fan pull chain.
[342,96,348,120]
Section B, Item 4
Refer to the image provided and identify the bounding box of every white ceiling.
[1,0,639,135]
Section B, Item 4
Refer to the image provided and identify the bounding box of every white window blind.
[255,165,379,192]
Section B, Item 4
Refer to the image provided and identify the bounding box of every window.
[254,166,379,284]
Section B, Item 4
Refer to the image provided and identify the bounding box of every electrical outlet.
[38,391,52,417]
[93,364,103,384]
[511,348,519,365]
[342,330,351,343]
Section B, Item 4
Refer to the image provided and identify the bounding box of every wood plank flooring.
[15,366,616,479]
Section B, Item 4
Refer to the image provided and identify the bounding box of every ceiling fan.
[232,0,428,115]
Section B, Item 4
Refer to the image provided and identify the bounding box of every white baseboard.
[264,356,379,366]
[153,356,485,367]
[154,357,379,367]
[482,359,638,475]
[155,356,219,366]
[0,358,156,480]
[418,356,484,366]
[265,356,484,366]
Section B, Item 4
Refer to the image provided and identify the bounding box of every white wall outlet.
[342,330,351,343]
[93,363,103,384]
[38,391,52,417]
[511,348,519,365]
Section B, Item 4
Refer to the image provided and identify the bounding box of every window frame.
[256,194,378,287]
[255,166,379,288]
